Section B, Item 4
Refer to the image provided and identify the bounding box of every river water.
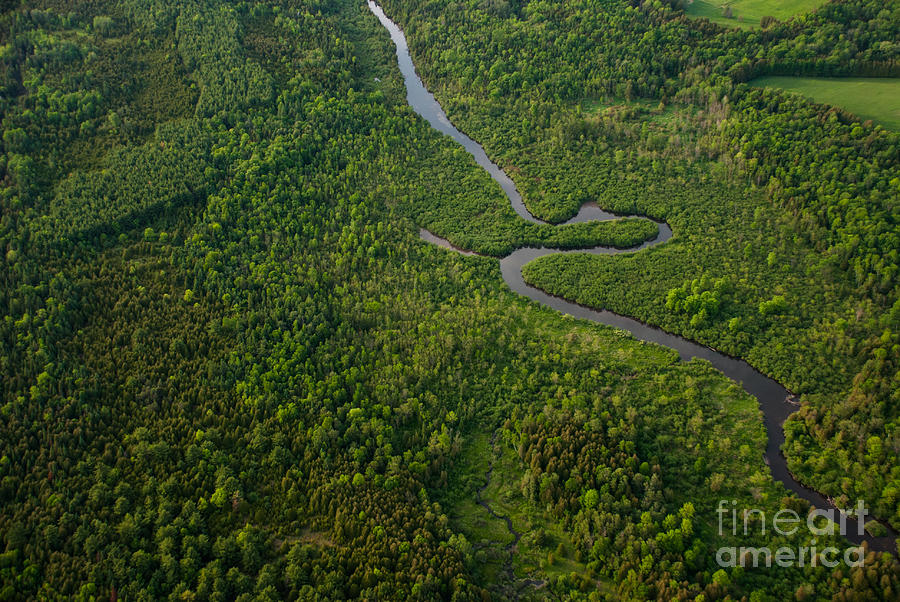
[368,0,894,551]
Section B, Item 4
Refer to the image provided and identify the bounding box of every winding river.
[368,1,895,551]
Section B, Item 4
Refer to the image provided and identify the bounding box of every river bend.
[367,0,894,551]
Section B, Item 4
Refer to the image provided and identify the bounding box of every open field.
[682,0,825,29]
[752,76,900,130]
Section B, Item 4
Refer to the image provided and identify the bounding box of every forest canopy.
[1,0,898,599]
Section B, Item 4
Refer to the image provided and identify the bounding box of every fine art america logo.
[715,500,869,568]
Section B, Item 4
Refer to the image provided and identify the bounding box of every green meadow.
[682,0,825,29]
[752,76,900,130]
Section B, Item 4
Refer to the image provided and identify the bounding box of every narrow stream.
[368,1,895,551]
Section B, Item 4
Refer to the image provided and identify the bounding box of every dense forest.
[1,0,898,599]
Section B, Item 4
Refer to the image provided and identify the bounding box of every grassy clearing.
[681,0,825,29]
[751,76,900,130]
[580,97,684,125]
[444,432,510,582]
[451,496,510,583]
[446,428,610,590]
[479,437,599,587]
[581,98,662,114]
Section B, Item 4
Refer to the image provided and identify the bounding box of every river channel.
[368,0,894,551]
